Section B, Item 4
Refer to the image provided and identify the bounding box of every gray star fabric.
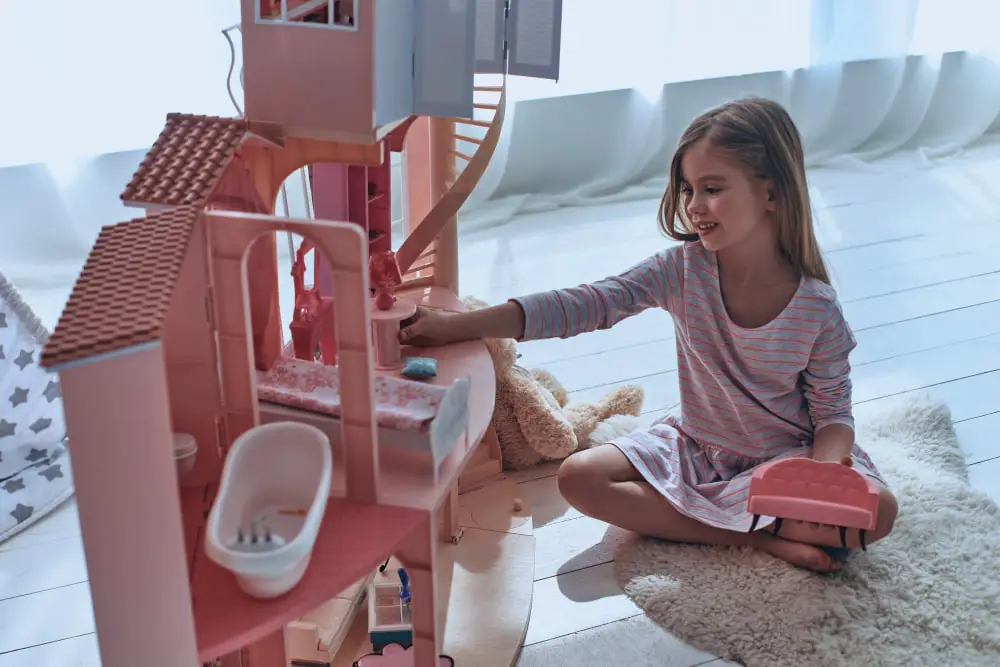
[0,273,72,544]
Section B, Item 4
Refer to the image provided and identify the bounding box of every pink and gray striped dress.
[513,240,885,532]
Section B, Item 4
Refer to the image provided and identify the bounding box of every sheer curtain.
[461,0,1000,227]
[2,0,999,298]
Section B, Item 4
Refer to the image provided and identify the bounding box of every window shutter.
[506,0,562,80]
[374,0,416,125]
[474,0,507,74]
[412,0,477,118]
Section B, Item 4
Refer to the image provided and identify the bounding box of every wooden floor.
[2,147,1000,666]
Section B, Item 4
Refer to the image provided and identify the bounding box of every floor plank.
[517,614,719,667]
[0,634,100,667]
[523,562,640,647]
[967,457,1000,505]
[954,412,1000,466]
[0,582,94,655]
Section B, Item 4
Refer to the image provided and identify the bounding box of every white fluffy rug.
[613,396,1000,667]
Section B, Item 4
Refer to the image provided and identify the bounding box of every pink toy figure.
[354,643,454,667]
[290,239,336,364]
[370,249,403,311]
[746,458,881,550]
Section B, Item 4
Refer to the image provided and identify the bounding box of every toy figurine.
[397,567,411,604]
[370,250,404,311]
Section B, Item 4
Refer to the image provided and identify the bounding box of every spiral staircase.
[395,74,507,290]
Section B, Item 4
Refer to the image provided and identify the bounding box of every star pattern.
[25,447,48,462]
[9,387,28,407]
[30,417,52,433]
[10,503,33,523]
[14,348,33,371]
[1,305,73,537]
[3,478,25,493]
[39,465,63,481]
[43,380,61,402]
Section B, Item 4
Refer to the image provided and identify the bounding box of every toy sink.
[205,421,332,599]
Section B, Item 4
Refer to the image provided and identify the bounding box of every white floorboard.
[2,148,1000,666]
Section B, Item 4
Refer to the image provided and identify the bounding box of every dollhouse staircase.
[395,79,506,290]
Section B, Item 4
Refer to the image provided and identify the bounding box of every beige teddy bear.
[462,297,645,470]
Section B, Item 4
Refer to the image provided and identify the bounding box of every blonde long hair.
[657,97,830,284]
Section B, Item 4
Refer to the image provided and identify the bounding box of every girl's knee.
[876,486,898,538]
[557,450,605,504]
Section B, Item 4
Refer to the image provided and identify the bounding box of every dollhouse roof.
[120,113,248,208]
[40,206,199,368]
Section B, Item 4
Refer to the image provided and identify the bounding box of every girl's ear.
[764,182,777,212]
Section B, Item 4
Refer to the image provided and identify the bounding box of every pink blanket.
[256,358,445,432]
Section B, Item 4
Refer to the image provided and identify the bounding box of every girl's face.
[679,139,776,253]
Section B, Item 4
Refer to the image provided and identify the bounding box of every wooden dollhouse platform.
[323,476,535,667]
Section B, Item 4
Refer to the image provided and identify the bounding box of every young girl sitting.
[399,97,898,573]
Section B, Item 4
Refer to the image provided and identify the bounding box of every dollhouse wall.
[57,346,199,667]
[240,0,375,140]
[161,215,226,486]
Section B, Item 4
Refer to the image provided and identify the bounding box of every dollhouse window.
[255,0,358,30]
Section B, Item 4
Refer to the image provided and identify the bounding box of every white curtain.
[459,0,1000,228]
[2,0,1000,320]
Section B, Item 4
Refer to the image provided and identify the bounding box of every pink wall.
[60,345,199,667]
[163,216,226,486]
[241,0,375,138]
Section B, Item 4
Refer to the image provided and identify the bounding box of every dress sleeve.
[511,244,685,341]
[803,299,857,432]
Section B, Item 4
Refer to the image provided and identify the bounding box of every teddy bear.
[462,297,645,470]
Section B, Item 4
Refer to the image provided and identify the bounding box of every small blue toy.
[401,356,437,379]
[397,567,411,604]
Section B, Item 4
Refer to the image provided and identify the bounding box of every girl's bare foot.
[752,533,843,573]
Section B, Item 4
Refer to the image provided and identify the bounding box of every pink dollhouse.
[38,1,563,666]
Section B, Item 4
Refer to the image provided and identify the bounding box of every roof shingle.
[41,206,199,367]
[120,113,247,208]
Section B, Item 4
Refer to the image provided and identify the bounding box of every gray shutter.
[506,0,562,80]
[474,0,507,74]
[412,0,477,118]
[374,0,416,126]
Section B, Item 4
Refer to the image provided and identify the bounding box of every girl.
[399,97,898,573]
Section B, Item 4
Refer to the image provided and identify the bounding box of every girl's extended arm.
[510,246,684,342]
[803,302,858,463]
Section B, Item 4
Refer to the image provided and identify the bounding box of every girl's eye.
[705,186,722,194]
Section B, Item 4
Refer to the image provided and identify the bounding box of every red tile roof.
[120,113,247,208]
[41,206,199,367]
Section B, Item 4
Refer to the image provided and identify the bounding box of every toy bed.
[256,356,471,480]
[0,273,74,545]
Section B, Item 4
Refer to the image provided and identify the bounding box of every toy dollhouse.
[38,1,562,666]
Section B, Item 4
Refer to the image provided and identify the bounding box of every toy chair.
[746,458,880,550]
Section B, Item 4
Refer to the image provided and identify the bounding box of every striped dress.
[512,240,885,532]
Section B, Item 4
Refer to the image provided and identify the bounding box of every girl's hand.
[398,307,456,347]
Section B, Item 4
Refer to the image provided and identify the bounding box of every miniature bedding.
[0,273,73,545]
[256,357,446,432]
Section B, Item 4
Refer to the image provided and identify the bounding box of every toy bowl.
[205,421,332,599]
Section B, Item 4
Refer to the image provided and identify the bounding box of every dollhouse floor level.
[184,490,424,662]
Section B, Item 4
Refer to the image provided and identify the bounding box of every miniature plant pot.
[205,421,332,599]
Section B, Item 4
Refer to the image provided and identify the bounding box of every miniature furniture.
[205,420,333,599]
[746,457,881,550]
[38,2,563,666]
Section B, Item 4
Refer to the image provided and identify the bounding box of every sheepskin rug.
[613,396,1000,667]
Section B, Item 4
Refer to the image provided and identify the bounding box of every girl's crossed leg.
[557,444,898,573]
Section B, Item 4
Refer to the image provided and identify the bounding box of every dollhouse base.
[320,476,535,667]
